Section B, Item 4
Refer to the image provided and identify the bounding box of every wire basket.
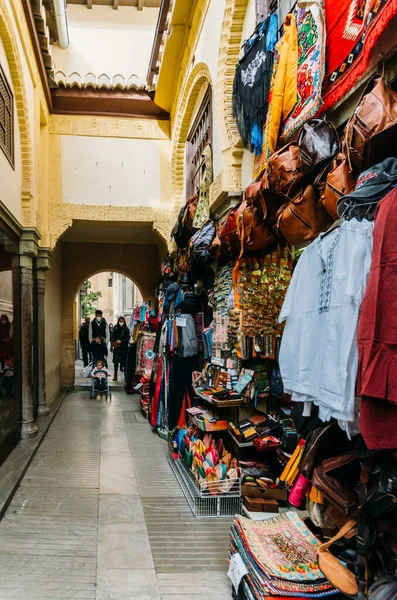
[168,451,241,518]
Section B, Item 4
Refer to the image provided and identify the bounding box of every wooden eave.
[51,86,169,119]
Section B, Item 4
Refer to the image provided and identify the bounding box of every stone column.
[36,249,51,416]
[19,231,39,439]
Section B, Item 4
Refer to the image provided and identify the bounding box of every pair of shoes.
[113,375,118,382]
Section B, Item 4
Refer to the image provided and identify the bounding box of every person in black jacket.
[111,316,130,381]
[79,317,91,367]
[89,310,109,345]
[90,336,108,368]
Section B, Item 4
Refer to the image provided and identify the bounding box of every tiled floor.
[0,388,232,599]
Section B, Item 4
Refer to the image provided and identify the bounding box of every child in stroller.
[91,360,110,399]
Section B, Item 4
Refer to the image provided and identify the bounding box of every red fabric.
[321,0,397,113]
[150,357,162,428]
[358,188,397,450]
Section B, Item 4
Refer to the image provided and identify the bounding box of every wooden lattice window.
[0,65,14,169]
[185,88,212,199]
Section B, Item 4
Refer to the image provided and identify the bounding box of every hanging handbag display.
[298,118,340,175]
[174,249,191,274]
[276,184,332,246]
[172,204,193,249]
[183,194,199,232]
[345,76,397,170]
[266,142,303,196]
[217,200,246,258]
[312,452,363,517]
[319,151,357,221]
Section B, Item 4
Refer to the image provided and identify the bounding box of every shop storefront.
[0,218,22,467]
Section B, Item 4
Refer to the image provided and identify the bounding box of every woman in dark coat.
[111,316,130,381]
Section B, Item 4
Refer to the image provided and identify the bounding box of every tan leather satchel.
[266,142,303,196]
[236,182,277,256]
[276,185,332,246]
[317,520,358,598]
[319,152,357,221]
[345,76,397,170]
[182,195,199,232]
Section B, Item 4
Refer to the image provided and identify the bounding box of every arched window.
[185,87,212,199]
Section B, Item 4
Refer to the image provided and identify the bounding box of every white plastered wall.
[61,135,169,207]
[52,5,159,81]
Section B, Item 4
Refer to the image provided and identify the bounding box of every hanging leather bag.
[312,452,363,517]
[345,76,397,170]
[298,118,340,175]
[266,142,303,196]
[172,204,193,249]
[217,200,245,258]
[319,151,357,221]
[276,185,332,246]
[317,520,359,598]
[183,194,199,232]
[174,248,191,274]
[236,182,277,256]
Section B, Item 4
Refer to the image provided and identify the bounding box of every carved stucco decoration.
[49,115,170,141]
[0,0,34,224]
[170,62,212,211]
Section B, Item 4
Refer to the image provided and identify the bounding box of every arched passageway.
[60,221,164,388]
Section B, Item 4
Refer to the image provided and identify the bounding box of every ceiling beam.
[113,0,119,9]
[137,0,144,10]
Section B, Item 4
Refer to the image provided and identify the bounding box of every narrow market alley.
[0,390,232,599]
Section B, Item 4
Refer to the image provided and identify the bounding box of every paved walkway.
[0,390,232,599]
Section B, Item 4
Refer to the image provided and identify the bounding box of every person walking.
[79,317,91,367]
[111,316,130,381]
[89,310,110,345]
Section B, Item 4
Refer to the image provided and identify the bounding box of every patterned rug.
[230,512,337,597]
[135,332,156,377]
[321,0,397,113]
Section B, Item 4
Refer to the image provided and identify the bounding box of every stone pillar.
[36,249,51,416]
[19,231,39,439]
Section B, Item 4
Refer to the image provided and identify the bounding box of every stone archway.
[0,0,33,223]
[61,241,161,387]
[171,62,213,211]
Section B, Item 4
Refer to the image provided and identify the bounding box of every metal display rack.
[168,452,241,518]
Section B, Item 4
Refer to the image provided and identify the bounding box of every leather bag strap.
[318,519,357,553]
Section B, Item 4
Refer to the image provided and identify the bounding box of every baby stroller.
[89,360,111,401]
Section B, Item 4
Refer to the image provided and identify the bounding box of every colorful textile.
[280,0,326,143]
[253,13,298,178]
[321,0,397,113]
[135,332,156,377]
[233,14,278,154]
[192,145,212,229]
[230,512,337,597]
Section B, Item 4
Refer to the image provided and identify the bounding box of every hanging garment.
[321,0,397,113]
[135,332,156,377]
[254,13,298,178]
[233,14,278,155]
[192,145,213,229]
[168,355,199,431]
[280,0,326,143]
[279,219,373,425]
[358,188,397,450]
[177,313,198,358]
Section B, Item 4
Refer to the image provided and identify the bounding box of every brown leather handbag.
[174,248,191,273]
[217,200,245,257]
[317,520,358,598]
[312,453,362,517]
[182,194,199,232]
[319,152,357,221]
[236,182,277,256]
[276,185,332,246]
[345,76,397,170]
[298,118,340,175]
[266,142,303,196]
